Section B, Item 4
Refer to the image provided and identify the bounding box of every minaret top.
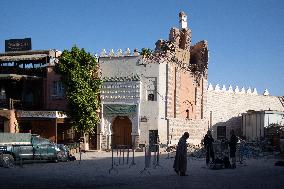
[179,11,187,29]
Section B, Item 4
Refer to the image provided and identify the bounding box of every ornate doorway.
[112,116,132,147]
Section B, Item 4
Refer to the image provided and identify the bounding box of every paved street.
[1,151,284,189]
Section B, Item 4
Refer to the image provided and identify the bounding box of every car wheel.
[56,151,68,162]
[1,154,15,168]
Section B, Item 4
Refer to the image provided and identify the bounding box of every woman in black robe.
[204,130,215,166]
[229,129,238,169]
[173,132,189,176]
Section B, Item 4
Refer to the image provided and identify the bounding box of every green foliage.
[140,48,153,58]
[55,46,101,135]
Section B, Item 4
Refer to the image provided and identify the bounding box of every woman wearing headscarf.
[173,132,189,176]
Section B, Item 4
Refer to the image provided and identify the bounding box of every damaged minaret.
[179,11,188,29]
[168,11,192,52]
[154,11,209,81]
[155,11,192,65]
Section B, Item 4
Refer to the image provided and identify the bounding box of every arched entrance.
[112,116,132,147]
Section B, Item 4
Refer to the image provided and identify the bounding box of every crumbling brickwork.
[155,15,208,121]
[151,12,210,145]
[190,40,209,80]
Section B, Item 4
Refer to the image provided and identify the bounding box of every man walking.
[173,132,189,176]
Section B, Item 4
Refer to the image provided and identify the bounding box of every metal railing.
[108,144,161,175]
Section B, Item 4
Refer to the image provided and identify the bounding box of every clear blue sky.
[1,0,283,96]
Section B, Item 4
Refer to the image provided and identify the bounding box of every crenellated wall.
[99,48,140,58]
[206,83,284,138]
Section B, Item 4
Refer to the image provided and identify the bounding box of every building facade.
[0,49,78,145]
[98,12,209,149]
[2,12,283,151]
[98,12,284,149]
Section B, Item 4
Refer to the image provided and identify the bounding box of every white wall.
[264,112,284,127]
[206,86,284,138]
[99,56,168,145]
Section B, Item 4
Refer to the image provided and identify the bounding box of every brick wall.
[168,118,207,145]
[166,61,206,120]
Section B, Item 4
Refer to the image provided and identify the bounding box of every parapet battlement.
[208,83,270,96]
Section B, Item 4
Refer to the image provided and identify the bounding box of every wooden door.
[112,116,132,147]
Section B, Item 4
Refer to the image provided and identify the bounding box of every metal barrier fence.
[109,144,161,175]
[109,145,135,174]
[140,144,161,175]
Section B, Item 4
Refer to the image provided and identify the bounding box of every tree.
[55,46,101,136]
[140,48,153,58]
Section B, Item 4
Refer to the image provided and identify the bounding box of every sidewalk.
[0,151,283,189]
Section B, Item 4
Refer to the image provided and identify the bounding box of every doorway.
[112,116,132,147]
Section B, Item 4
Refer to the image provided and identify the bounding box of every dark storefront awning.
[0,54,48,62]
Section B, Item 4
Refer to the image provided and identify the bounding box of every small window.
[186,109,189,119]
[53,81,64,98]
[146,77,157,101]
[148,94,155,101]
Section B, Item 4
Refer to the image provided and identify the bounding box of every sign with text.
[5,38,32,52]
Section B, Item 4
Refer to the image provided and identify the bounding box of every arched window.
[186,109,189,119]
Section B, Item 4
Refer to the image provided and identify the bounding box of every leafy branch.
[55,46,102,135]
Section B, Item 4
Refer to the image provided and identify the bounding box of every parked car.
[0,133,70,166]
